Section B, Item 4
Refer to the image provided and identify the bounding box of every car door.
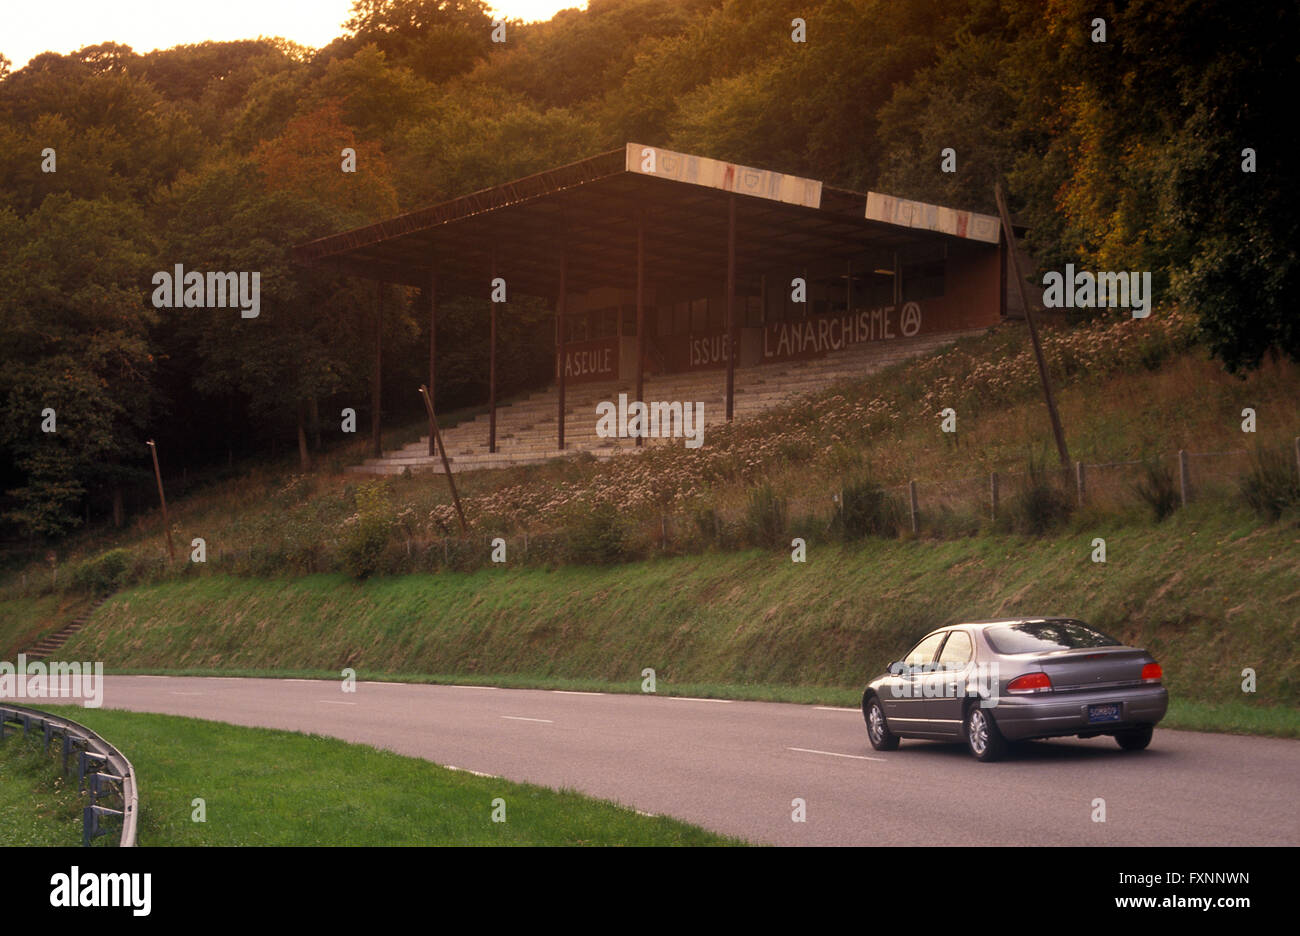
[924,628,975,736]
[881,630,948,731]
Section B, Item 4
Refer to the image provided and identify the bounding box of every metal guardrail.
[0,704,138,847]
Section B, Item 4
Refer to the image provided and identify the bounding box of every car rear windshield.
[985,620,1121,654]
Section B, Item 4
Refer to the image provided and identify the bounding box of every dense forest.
[0,0,1295,540]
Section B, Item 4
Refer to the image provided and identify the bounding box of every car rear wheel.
[863,692,899,751]
[1115,726,1154,751]
[964,704,1007,762]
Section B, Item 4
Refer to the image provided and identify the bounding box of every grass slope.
[0,732,84,846]
[55,501,1300,735]
[0,594,93,656]
[17,707,736,846]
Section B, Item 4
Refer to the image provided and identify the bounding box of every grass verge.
[43,502,1298,734]
[0,730,83,846]
[28,706,739,846]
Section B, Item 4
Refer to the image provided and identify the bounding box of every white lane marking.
[319,700,356,705]
[500,715,553,723]
[284,679,314,683]
[553,690,604,696]
[449,684,497,690]
[447,766,498,778]
[170,691,203,696]
[667,697,734,703]
[815,706,859,713]
[363,681,410,687]
[787,747,884,762]
[133,675,167,679]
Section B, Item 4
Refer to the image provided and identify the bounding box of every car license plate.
[1088,703,1121,723]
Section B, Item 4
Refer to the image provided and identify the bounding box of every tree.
[342,0,495,83]
[0,197,157,536]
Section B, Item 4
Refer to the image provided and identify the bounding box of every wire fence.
[7,439,1297,590]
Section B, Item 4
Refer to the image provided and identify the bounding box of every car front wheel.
[863,693,899,751]
[1115,726,1154,751]
[964,704,1007,762]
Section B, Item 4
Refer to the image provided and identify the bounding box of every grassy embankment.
[53,498,1300,737]
[0,593,93,657]
[4,311,1297,587]
[2,312,1297,738]
[1,706,736,846]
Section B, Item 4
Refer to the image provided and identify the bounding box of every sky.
[0,0,585,70]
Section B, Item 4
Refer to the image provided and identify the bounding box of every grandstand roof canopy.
[293,143,1004,297]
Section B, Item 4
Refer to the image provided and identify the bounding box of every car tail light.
[1007,672,1052,694]
[1141,663,1163,683]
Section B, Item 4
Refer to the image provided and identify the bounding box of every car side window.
[903,632,946,667]
[937,630,973,669]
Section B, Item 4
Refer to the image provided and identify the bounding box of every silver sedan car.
[861,618,1168,761]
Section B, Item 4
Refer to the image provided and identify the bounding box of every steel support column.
[427,272,437,456]
[725,194,736,422]
[489,253,497,454]
[557,243,567,451]
[372,283,383,459]
[634,209,646,447]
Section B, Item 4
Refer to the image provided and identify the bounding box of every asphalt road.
[95,676,1298,846]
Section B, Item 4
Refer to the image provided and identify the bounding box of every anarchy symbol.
[901,301,922,337]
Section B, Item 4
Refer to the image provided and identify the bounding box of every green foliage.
[1132,459,1181,522]
[69,548,132,594]
[1006,454,1073,535]
[1239,446,1300,521]
[743,483,787,549]
[340,481,394,579]
[564,502,628,565]
[833,475,906,540]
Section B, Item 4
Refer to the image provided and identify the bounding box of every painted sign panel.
[626,143,822,209]
[762,303,924,362]
[865,192,1000,244]
[561,336,619,384]
[656,333,734,372]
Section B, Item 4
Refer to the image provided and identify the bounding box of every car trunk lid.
[1032,647,1151,690]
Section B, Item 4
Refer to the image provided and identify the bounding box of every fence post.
[1178,450,1191,506]
[990,471,999,520]
[1075,461,1086,507]
[909,480,919,534]
[1294,436,1300,482]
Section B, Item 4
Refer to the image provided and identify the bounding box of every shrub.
[340,519,390,578]
[689,500,722,545]
[1007,455,1073,535]
[833,475,906,539]
[1132,458,1180,521]
[68,548,131,594]
[339,481,394,579]
[564,502,628,564]
[744,484,787,549]
[1240,446,1300,521]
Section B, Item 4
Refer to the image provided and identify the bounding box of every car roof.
[944,618,1084,631]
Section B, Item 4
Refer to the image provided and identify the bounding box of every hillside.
[2,309,1296,592]
[49,501,1300,737]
